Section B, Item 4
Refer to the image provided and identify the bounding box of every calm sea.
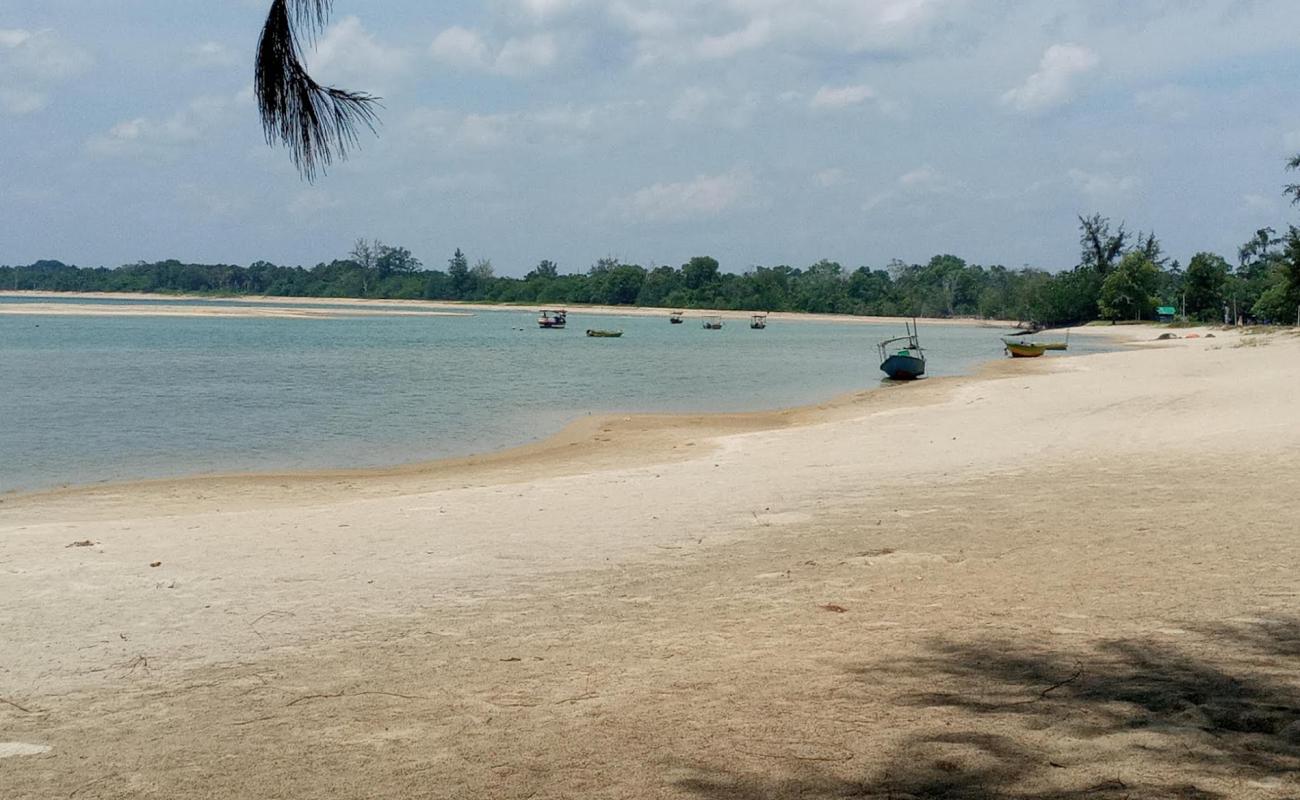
[0,299,1111,493]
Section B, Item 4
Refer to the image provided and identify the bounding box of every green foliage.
[1183,252,1230,321]
[1099,252,1161,321]
[1251,226,1300,324]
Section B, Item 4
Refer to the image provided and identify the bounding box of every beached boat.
[585,329,623,338]
[750,314,767,330]
[669,311,684,324]
[878,320,926,380]
[538,309,567,329]
[702,315,723,330]
[1004,340,1046,358]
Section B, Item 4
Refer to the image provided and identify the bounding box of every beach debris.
[66,540,97,548]
[149,561,162,568]
[819,604,849,613]
[0,696,35,714]
[1157,333,1178,340]
[500,657,523,662]
[0,742,51,759]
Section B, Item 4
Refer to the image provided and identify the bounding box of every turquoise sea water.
[0,299,1112,494]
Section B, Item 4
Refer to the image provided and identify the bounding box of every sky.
[3,0,1300,276]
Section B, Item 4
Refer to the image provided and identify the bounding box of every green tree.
[1252,226,1300,324]
[377,245,422,275]
[528,260,559,280]
[682,256,721,291]
[1078,214,1128,275]
[1183,252,1229,321]
[1098,252,1161,321]
[447,249,470,298]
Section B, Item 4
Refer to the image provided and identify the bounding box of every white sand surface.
[2,326,1298,798]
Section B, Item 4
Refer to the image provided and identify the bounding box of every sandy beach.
[3,325,1299,799]
[0,291,1016,327]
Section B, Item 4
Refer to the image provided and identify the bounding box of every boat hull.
[1040,342,1068,351]
[1005,342,1045,358]
[586,330,623,338]
[880,354,926,380]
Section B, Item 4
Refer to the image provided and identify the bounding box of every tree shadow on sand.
[673,619,1300,799]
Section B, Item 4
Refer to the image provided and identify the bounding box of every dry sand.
[3,326,1299,798]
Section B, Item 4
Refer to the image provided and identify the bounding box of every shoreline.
[0,326,1148,506]
[0,289,1019,327]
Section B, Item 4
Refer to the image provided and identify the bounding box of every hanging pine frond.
[255,0,380,181]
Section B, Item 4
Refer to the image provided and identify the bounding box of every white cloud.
[1068,167,1139,198]
[309,16,412,84]
[695,18,772,59]
[0,27,91,114]
[187,41,240,69]
[619,169,757,222]
[898,164,951,191]
[0,87,47,115]
[429,28,559,76]
[0,27,92,80]
[810,84,876,110]
[515,0,585,21]
[667,87,761,128]
[495,34,559,76]
[1001,43,1099,114]
[84,92,244,157]
[864,164,963,211]
[1242,193,1279,214]
[430,26,491,69]
[813,168,846,188]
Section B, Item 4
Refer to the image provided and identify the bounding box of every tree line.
[5,216,1300,327]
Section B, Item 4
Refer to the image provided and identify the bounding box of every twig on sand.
[233,715,278,726]
[1,695,35,713]
[286,690,428,707]
[735,745,855,763]
[989,666,1083,709]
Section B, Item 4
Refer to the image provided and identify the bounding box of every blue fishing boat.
[878,320,926,380]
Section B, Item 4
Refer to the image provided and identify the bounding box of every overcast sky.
[4,0,1300,275]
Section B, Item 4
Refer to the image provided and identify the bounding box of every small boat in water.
[878,320,926,380]
[538,309,567,329]
[702,315,723,330]
[586,329,623,338]
[750,314,768,330]
[669,311,684,324]
[1004,340,1046,358]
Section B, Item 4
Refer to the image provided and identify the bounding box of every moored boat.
[750,314,767,330]
[702,315,723,330]
[586,329,623,338]
[538,309,567,329]
[1004,340,1046,358]
[669,311,684,324]
[878,320,926,380]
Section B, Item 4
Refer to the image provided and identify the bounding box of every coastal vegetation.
[6,215,1300,326]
